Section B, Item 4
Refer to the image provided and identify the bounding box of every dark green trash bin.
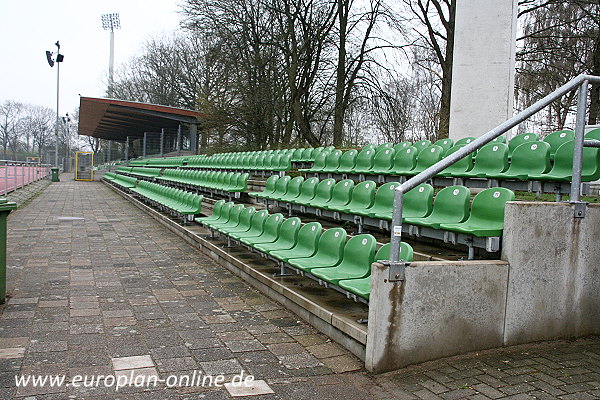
[51,168,60,182]
[0,198,17,303]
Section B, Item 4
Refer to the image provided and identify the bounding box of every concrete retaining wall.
[502,202,600,345]
[365,260,509,373]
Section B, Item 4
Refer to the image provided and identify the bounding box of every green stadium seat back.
[455,137,476,147]
[336,180,377,213]
[376,143,394,151]
[273,176,304,202]
[337,150,359,173]
[320,150,344,173]
[220,206,256,235]
[440,188,515,237]
[253,217,302,253]
[320,179,355,211]
[413,140,432,154]
[403,183,434,219]
[508,133,539,158]
[249,175,279,198]
[311,234,377,285]
[437,145,473,177]
[585,128,600,140]
[393,142,412,152]
[404,186,470,229]
[202,202,234,228]
[528,140,600,182]
[289,177,320,205]
[362,182,401,219]
[389,146,418,175]
[287,228,347,273]
[229,210,269,240]
[240,213,284,246]
[351,148,376,173]
[304,178,336,208]
[489,141,550,180]
[370,148,396,174]
[544,130,575,160]
[270,222,322,261]
[460,143,509,178]
[263,175,291,200]
[433,138,454,153]
[411,145,444,174]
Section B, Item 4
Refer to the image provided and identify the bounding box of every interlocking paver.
[0,176,597,399]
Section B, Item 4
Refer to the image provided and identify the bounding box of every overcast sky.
[0,0,182,116]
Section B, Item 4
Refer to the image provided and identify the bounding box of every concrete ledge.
[103,180,368,359]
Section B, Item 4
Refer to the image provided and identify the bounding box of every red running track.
[0,166,50,194]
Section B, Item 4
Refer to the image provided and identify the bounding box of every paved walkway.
[0,177,598,399]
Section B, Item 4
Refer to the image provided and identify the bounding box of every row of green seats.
[307,139,600,183]
[197,200,413,301]
[131,180,203,217]
[104,172,137,189]
[158,170,248,193]
[128,157,189,167]
[184,153,294,171]
[128,167,161,178]
[251,175,515,237]
[116,166,133,174]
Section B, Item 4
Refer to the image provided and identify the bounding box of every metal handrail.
[389,73,600,265]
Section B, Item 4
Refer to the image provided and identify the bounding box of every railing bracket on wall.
[380,260,410,282]
[572,202,587,219]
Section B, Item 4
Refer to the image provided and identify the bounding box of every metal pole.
[13,164,17,192]
[3,162,6,196]
[143,132,147,158]
[160,129,164,157]
[570,80,589,203]
[109,29,115,94]
[389,189,405,263]
[55,59,60,169]
[177,125,182,156]
[108,140,112,162]
[125,137,130,161]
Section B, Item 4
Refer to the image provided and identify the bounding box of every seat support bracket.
[380,260,410,282]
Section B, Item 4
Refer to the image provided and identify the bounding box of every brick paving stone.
[0,176,598,399]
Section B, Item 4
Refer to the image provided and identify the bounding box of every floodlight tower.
[45,41,64,168]
[101,13,121,96]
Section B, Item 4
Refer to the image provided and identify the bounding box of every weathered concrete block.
[502,202,600,345]
[365,260,509,373]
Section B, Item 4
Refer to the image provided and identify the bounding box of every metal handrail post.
[570,80,589,203]
[389,189,405,266]
[3,162,7,196]
[13,163,17,192]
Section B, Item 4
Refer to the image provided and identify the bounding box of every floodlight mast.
[101,13,121,96]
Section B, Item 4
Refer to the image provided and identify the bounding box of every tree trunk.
[437,0,456,140]
[588,32,600,125]
[332,0,348,147]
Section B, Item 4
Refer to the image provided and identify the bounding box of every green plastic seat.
[206,204,245,230]
[440,188,515,237]
[249,175,279,198]
[299,150,330,172]
[287,177,320,205]
[455,137,476,147]
[218,206,256,234]
[402,183,434,220]
[354,182,400,219]
[274,154,292,171]
[320,179,355,211]
[528,140,600,182]
[253,217,301,253]
[262,175,292,200]
[199,201,233,228]
[300,147,315,161]
[287,228,347,273]
[336,150,359,173]
[337,242,414,300]
[311,234,377,285]
[303,178,336,208]
[351,148,376,174]
[586,128,600,140]
[411,145,444,174]
[388,146,418,175]
[437,145,474,177]
[272,176,304,202]
[226,173,249,192]
[270,222,322,261]
[362,144,376,152]
[508,133,539,158]
[488,141,550,180]
[291,148,305,161]
[334,180,377,214]
[544,130,574,160]
[320,150,344,173]
[459,143,509,178]
[433,138,454,153]
[404,186,470,229]
[393,142,412,152]
[413,140,432,154]
[229,210,269,240]
[103,172,117,180]
[239,213,284,245]
[369,148,396,174]
[376,143,394,151]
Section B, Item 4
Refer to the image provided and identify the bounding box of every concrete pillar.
[449,0,518,141]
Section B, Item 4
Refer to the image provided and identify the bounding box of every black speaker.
[56,54,64,63]
[46,51,55,67]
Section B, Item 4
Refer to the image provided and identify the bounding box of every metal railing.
[388,74,600,274]
[0,160,52,196]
